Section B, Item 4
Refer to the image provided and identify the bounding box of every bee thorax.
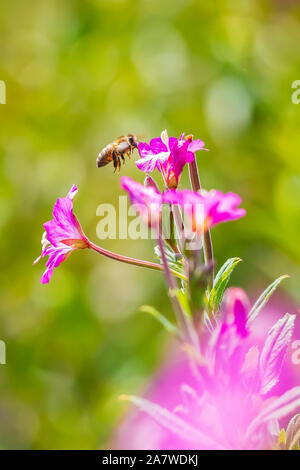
[117,141,130,153]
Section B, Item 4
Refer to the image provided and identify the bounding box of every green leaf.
[247,275,289,324]
[208,257,242,312]
[169,288,192,317]
[140,305,179,337]
[154,244,186,281]
[154,244,183,273]
[154,243,187,282]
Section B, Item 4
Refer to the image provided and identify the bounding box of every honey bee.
[96,134,139,172]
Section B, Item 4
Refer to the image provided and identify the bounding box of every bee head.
[128,134,138,148]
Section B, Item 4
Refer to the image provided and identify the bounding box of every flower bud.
[144,174,160,192]
[223,287,250,338]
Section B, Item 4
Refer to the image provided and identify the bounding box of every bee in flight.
[96,134,139,172]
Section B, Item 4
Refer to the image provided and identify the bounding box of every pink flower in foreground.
[34,185,89,284]
[136,130,207,189]
[164,188,246,233]
[118,289,299,449]
[121,176,162,228]
[121,178,245,234]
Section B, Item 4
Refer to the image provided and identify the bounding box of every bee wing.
[115,136,126,143]
[117,141,130,153]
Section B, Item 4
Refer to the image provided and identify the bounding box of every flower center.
[62,238,89,249]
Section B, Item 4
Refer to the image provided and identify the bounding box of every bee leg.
[117,156,121,172]
[112,151,118,173]
[120,154,125,165]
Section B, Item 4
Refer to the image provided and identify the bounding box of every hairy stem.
[171,204,185,254]
[188,159,214,283]
[89,241,186,281]
[157,235,188,341]
[157,234,200,348]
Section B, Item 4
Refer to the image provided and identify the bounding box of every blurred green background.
[1,0,300,449]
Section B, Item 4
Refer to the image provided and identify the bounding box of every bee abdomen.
[96,144,113,167]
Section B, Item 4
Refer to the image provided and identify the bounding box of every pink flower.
[136,130,207,189]
[121,177,245,235]
[121,176,162,228]
[164,188,246,233]
[210,288,250,370]
[117,288,299,449]
[34,185,89,284]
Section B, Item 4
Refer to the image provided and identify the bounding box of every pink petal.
[35,185,86,284]
[121,177,162,227]
[188,139,205,152]
[184,151,195,163]
[149,137,168,153]
[168,137,179,153]
[136,154,168,173]
[247,386,300,437]
[121,395,224,450]
[138,142,154,158]
[259,313,295,395]
[67,184,78,199]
